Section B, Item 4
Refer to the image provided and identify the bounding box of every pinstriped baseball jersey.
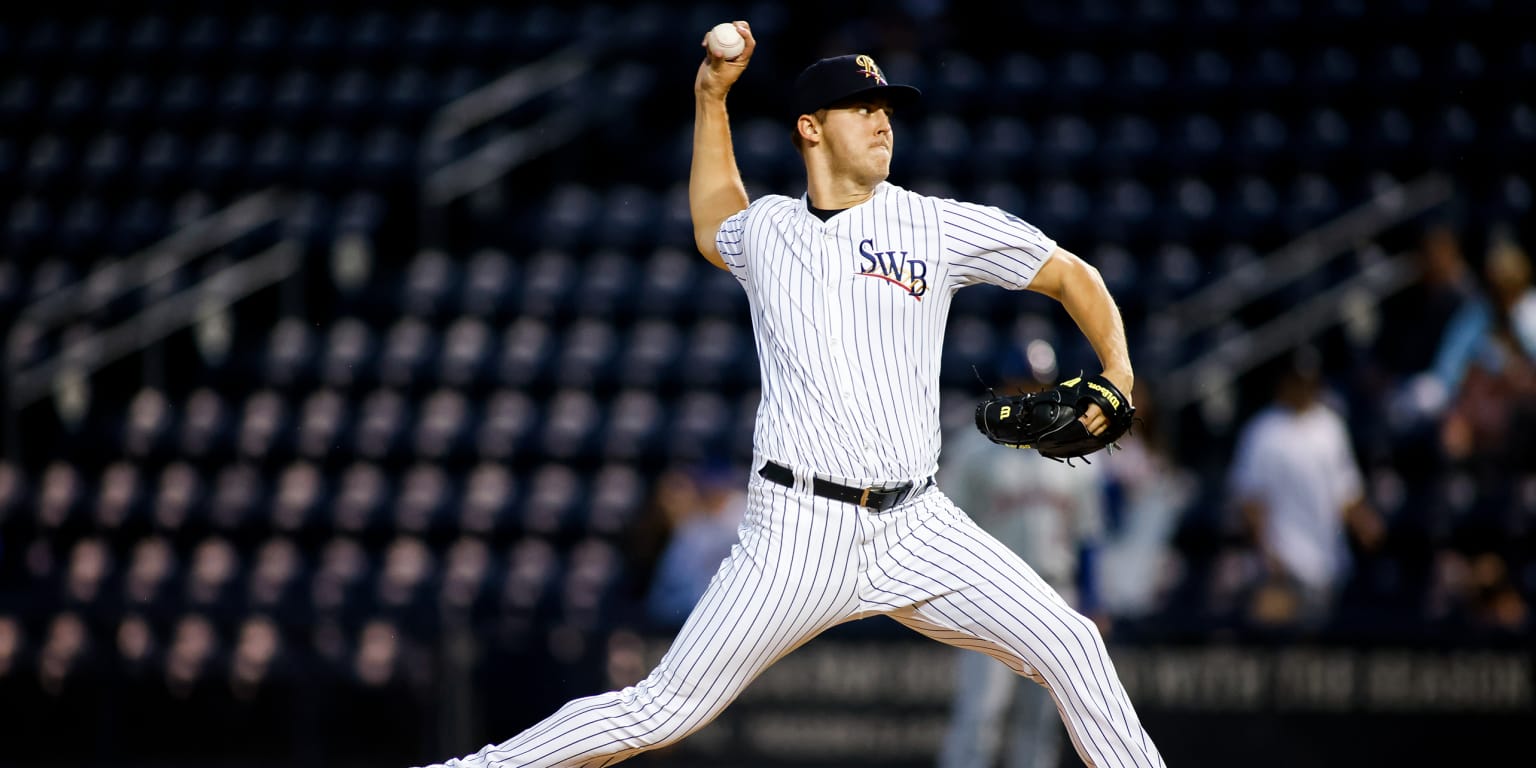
[716,181,1057,485]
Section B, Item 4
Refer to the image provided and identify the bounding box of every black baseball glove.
[974,374,1136,461]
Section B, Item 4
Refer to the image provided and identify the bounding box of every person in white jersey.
[1228,346,1383,628]
[418,21,1165,768]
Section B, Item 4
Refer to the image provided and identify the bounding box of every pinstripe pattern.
[420,184,1163,768]
[717,183,1055,486]
[426,483,1163,768]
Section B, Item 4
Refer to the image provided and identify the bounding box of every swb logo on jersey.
[857,238,927,299]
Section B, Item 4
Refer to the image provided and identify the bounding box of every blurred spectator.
[1435,233,1536,472]
[1376,221,1478,383]
[937,351,1106,768]
[642,464,745,629]
[1097,381,1196,625]
[1427,550,1531,634]
[1227,347,1384,630]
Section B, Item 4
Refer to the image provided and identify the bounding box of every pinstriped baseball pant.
[424,467,1165,768]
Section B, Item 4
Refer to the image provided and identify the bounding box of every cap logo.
[855,54,888,86]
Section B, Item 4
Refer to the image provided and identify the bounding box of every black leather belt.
[758,461,931,512]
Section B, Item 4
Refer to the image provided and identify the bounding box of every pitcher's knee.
[611,676,725,752]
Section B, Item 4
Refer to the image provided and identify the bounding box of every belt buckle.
[859,487,872,507]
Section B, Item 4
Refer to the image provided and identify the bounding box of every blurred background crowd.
[0,1,1532,766]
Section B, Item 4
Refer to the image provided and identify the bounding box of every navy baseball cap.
[792,54,922,116]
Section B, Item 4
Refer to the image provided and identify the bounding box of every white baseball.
[707,22,745,60]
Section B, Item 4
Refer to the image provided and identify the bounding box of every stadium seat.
[330,462,387,542]
[542,185,601,248]
[440,536,495,614]
[178,388,232,460]
[272,461,327,537]
[460,248,516,318]
[440,317,495,389]
[312,536,374,624]
[48,76,93,126]
[561,538,621,630]
[586,464,644,537]
[266,317,317,390]
[303,129,357,186]
[321,318,377,390]
[123,535,178,615]
[93,462,145,533]
[358,128,408,180]
[248,130,299,184]
[272,70,321,123]
[1182,49,1233,92]
[377,536,436,613]
[216,71,266,122]
[287,13,333,60]
[972,117,1034,175]
[619,319,682,389]
[383,67,432,116]
[348,10,397,57]
[393,464,453,537]
[248,536,306,619]
[459,462,518,537]
[330,68,377,123]
[414,389,472,460]
[601,389,665,461]
[37,461,84,531]
[353,389,410,463]
[38,612,91,691]
[237,389,290,460]
[25,135,71,190]
[502,536,560,618]
[1304,46,1359,89]
[556,319,618,389]
[539,388,602,460]
[82,133,129,188]
[210,463,264,536]
[523,464,585,536]
[519,250,577,319]
[601,185,660,249]
[911,115,971,178]
[151,462,202,536]
[475,388,537,461]
[680,317,748,387]
[670,391,733,461]
[63,537,113,608]
[0,460,28,523]
[193,131,244,188]
[583,248,637,318]
[379,316,438,389]
[184,537,242,617]
[635,246,700,319]
[110,197,168,253]
[124,388,172,459]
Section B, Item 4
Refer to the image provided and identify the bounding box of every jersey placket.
[818,218,881,474]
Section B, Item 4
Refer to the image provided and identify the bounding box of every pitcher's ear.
[797,114,820,143]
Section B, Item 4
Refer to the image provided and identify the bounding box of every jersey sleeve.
[715,206,751,281]
[938,199,1058,290]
